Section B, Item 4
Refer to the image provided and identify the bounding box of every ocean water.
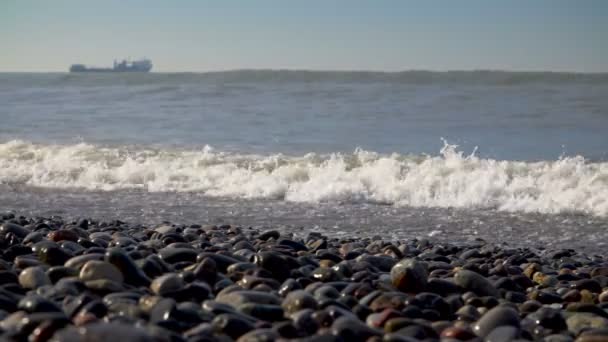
[1,71,607,251]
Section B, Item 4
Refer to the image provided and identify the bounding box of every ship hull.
[69,60,152,73]
[70,68,151,73]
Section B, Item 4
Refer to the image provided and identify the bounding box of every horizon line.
[1,68,607,75]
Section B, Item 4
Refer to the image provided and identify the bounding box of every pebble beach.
[1,213,608,341]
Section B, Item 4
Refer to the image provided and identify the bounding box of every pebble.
[454,269,499,297]
[18,266,51,289]
[150,273,184,296]
[472,305,521,337]
[79,260,124,283]
[567,313,608,336]
[282,290,318,314]
[390,258,428,293]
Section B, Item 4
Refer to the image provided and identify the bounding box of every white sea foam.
[1,140,607,216]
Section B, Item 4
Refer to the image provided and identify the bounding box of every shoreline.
[0,213,607,340]
[2,188,607,254]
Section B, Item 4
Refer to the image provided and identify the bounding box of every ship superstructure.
[69,59,152,72]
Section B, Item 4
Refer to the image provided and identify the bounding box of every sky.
[1,0,607,72]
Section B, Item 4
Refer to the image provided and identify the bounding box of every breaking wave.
[1,140,607,216]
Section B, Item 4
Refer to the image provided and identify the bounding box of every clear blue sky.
[1,0,607,72]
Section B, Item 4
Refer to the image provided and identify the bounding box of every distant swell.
[1,70,607,88]
[1,140,607,216]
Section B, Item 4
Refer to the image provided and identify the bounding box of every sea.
[1,70,607,252]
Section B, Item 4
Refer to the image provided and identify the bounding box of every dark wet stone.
[238,303,284,322]
[76,299,108,320]
[258,230,280,241]
[62,294,94,318]
[278,239,308,252]
[566,303,608,319]
[149,297,177,323]
[51,322,153,341]
[33,242,72,266]
[511,274,535,290]
[227,262,258,276]
[140,255,169,278]
[48,229,79,243]
[331,316,382,340]
[76,218,89,229]
[440,326,477,339]
[4,245,35,262]
[212,313,256,339]
[390,259,428,293]
[528,307,567,331]
[358,255,396,272]
[485,325,521,342]
[573,279,603,293]
[102,292,141,307]
[495,277,523,292]
[105,248,151,287]
[311,267,341,282]
[150,273,185,296]
[238,275,280,290]
[454,270,499,297]
[192,257,218,284]
[472,306,520,337]
[392,324,436,339]
[254,251,291,282]
[217,290,281,307]
[159,247,198,264]
[383,318,421,333]
[197,252,241,273]
[366,308,403,328]
[369,292,407,312]
[6,312,69,340]
[0,222,30,238]
[18,294,62,313]
[317,252,343,264]
[282,290,318,315]
[46,266,78,284]
[237,328,279,342]
[84,279,125,293]
[505,291,527,303]
[64,253,104,269]
[0,270,19,285]
[530,290,563,304]
[560,289,580,302]
[109,237,138,248]
[272,321,301,338]
[279,278,303,297]
[290,308,319,335]
[25,316,70,342]
[426,278,461,296]
[202,300,251,322]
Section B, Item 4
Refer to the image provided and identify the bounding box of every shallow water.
[2,185,608,253]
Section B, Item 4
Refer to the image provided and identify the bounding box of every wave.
[2,70,607,87]
[1,140,607,216]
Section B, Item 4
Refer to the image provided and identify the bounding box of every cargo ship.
[69,59,152,73]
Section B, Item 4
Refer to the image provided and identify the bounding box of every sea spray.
[1,139,607,216]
